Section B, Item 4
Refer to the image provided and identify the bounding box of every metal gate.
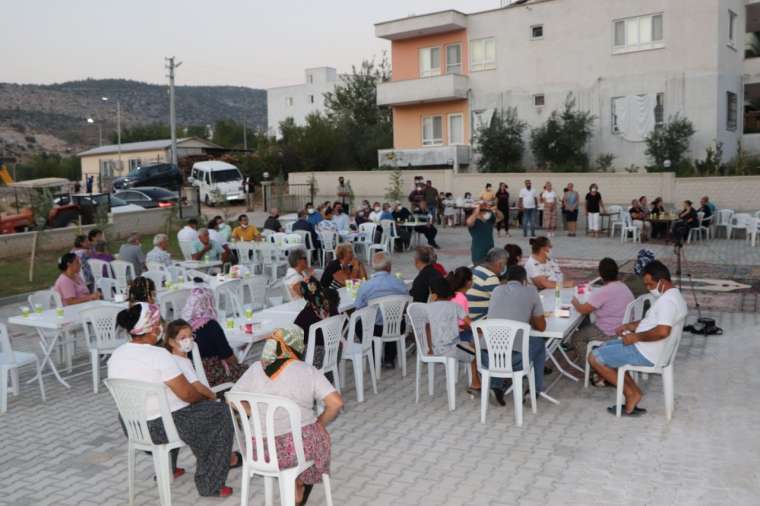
[178,185,201,220]
[262,182,315,213]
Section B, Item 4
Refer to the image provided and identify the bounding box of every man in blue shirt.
[192,228,226,262]
[354,252,408,369]
[331,203,350,233]
[306,202,323,226]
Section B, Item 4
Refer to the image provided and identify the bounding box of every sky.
[2,0,499,89]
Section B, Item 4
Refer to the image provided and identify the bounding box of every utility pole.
[242,117,247,150]
[165,56,182,167]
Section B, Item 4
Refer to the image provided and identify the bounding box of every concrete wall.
[0,207,174,260]
[289,169,760,212]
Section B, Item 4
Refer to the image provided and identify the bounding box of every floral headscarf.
[130,302,161,336]
[181,287,217,331]
[261,325,305,378]
[634,249,656,276]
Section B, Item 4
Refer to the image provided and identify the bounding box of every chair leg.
[35,358,46,402]
[353,358,364,403]
[338,360,346,393]
[153,450,172,506]
[527,366,537,414]
[91,350,100,394]
[445,361,456,411]
[127,446,136,506]
[663,366,674,421]
[0,367,8,414]
[513,375,524,427]
[414,356,421,404]
[263,475,274,506]
[9,368,19,396]
[480,372,489,424]
[366,353,378,394]
[427,362,435,397]
[615,368,626,418]
[278,475,296,506]
[372,339,382,381]
[399,338,407,377]
[240,466,251,506]
[322,473,334,506]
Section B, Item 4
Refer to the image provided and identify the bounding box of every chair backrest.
[716,209,734,226]
[608,205,623,221]
[159,288,191,320]
[226,391,305,476]
[284,233,304,246]
[271,232,287,248]
[111,260,135,285]
[178,241,195,261]
[655,318,686,369]
[380,219,397,238]
[358,222,377,243]
[471,319,531,374]
[305,314,346,372]
[142,270,167,289]
[235,242,257,266]
[214,279,243,319]
[319,230,338,250]
[284,222,294,233]
[369,295,412,337]
[80,304,127,350]
[190,342,211,388]
[292,230,314,250]
[146,261,166,273]
[406,302,432,356]
[104,378,182,447]
[28,289,62,310]
[622,294,656,324]
[622,212,634,226]
[261,229,275,238]
[345,305,379,353]
[88,258,112,281]
[240,275,268,309]
[96,277,122,301]
[0,323,15,360]
[733,213,753,228]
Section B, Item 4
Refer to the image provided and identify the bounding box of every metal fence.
[178,185,201,220]
[262,182,315,212]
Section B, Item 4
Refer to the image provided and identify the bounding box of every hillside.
[0,78,267,161]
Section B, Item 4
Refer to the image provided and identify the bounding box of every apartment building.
[267,67,340,138]
[376,0,755,171]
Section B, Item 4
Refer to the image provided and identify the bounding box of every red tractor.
[0,178,87,234]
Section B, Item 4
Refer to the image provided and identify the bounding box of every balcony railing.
[377,73,469,107]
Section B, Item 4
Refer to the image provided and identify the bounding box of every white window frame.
[727,91,738,131]
[286,97,294,107]
[422,115,444,146]
[128,159,141,171]
[655,92,665,128]
[531,24,544,40]
[447,113,464,145]
[533,94,546,107]
[445,43,462,74]
[307,74,314,84]
[470,37,496,72]
[419,47,441,78]
[308,95,315,104]
[612,13,664,54]
[728,10,738,49]
[100,159,116,178]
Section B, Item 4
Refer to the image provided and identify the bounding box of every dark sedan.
[113,187,179,209]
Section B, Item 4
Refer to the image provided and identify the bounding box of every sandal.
[466,387,481,396]
[217,486,234,498]
[154,467,185,481]
[606,405,647,416]
[229,451,243,469]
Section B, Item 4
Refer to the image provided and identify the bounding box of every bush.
[530,94,595,171]
[14,153,81,181]
[644,115,695,171]
[474,107,527,172]
[594,153,616,172]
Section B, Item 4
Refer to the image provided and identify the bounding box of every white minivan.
[189,160,245,206]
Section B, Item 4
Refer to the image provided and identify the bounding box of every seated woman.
[320,243,367,290]
[181,283,248,386]
[649,197,667,239]
[628,199,651,241]
[284,250,316,300]
[443,270,481,393]
[673,200,698,242]
[54,253,101,306]
[294,280,340,369]
[108,303,236,498]
[231,325,344,506]
[504,243,523,268]
[524,237,574,290]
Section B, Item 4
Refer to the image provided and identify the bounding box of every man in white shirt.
[146,233,172,267]
[177,218,199,243]
[589,261,687,416]
[331,203,350,232]
[518,179,538,238]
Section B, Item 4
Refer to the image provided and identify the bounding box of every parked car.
[114,187,179,209]
[55,192,145,217]
[112,163,182,191]
[189,160,245,206]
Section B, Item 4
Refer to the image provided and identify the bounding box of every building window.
[472,110,487,131]
[470,38,496,71]
[448,114,464,144]
[446,44,462,74]
[727,91,738,131]
[309,95,315,104]
[100,159,116,178]
[286,97,294,107]
[307,74,314,84]
[655,92,665,127]
[128,159,141,171]
[422,115,443,146]
[419,47,441,78]
[533,94,545,107]
[531,25,544,40]
[613,13,664,53]
[728,10,738,47]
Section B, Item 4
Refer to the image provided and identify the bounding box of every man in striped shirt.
[467,248,507,322]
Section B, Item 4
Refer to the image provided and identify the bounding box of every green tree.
[324,57,393,169]
[644,115,695,171]
[15,154,81,181]
[211,119,258,149]
[530,94,596,171]
[474,107,527,172]
[298,113,344,171]
[184,125,209,138]
[384,167,404,202]
[111,123,170,143]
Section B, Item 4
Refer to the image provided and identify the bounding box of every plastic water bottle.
[554,272,563,314]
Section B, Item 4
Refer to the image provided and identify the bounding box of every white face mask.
[240,223,248,229]
[482,212,492,221]
[374,207,381,212]
[307,208,315,214]
[178,338,194,353]
[649,280,662,298]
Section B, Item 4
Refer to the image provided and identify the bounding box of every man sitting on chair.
[588,261,687,416]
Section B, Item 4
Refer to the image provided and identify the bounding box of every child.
[442,192,457,227]
[163,319,217,401]
[446,268,481,392]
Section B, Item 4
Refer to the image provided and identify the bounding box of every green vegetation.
[644,115,696,172]
[474,107,527,172]
[12,153,81,182]
[530,94,596,171]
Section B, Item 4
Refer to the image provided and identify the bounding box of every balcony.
[378,145,471,169]
[377,73,469,107]
[375,10,467,40]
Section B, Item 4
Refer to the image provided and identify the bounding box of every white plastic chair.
[292,230,316,267]
[620,213,640,243]
[379,219,403,255]
[305,314,346,391]
[97,277,124,301]
[88,258,113,284]
[339,305,378,403]
[407,303,462,411]
[370,295,412,379]
[748,217,760,247]
[81,304,128,393]
[615,319,686,420]
[28,289,62,310]
[185,269,214,283]
[214,279,244,320]
[104,378,186,506]
[584,294,656,387]
[471,319,537,427]
[179,240,195,261]
[239,274,268,310]
[158,287,191,321]
[714,209,734,238]
[729,213,753,240]
[354,223,377,262]
[190,342,233,393]
[234,242,261,274]
[318,230,338,267]
[1,323,46,414]
[146,262,183,283]
[608,205,624,238]
[111,259,136,293]
[688,211,712,243]
[226,391,334,506]
[142,270,168,289]
[260,242,288,281]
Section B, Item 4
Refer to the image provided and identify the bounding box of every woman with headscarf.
[108,302,237,498]
[294,279,340,369]
[181,282,247,386]
[625,249,656,297]
[232,325,344,506]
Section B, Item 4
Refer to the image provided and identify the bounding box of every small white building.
[267,67,340,138]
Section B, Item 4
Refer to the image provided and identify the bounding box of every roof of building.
[77,137,222,157]
[374,0,552,27]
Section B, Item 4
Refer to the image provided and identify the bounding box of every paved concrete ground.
[2,226,759,505]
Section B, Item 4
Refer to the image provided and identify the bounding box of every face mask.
[374,207,381,212]
[307,208,315,214]
[241,223,248,229]
[482,212,492,221]
[649,280,662,298]
[178,339,194,353]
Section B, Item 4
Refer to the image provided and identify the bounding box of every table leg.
[27,329,71,389]
[545,339,579,382]
[557,345,585,374]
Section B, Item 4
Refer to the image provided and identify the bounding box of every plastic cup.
[20,306,30,318]
[55,307,64,318]
[34,304,44,314]
[226,318,235,329]
[244,308,253,320]
[395,272,403,279]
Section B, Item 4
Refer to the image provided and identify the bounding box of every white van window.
[210,169,241,183]
[205,172,211,184]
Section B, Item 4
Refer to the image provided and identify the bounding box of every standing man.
[408,182,426,208]
[519,179,538,238]
[466,201,502,265]
[86,175,94,194]
[423,180,439,224]
[337,176,350,214]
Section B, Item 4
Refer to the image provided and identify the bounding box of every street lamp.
[86,118,102,146]
[102,96,122,173]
